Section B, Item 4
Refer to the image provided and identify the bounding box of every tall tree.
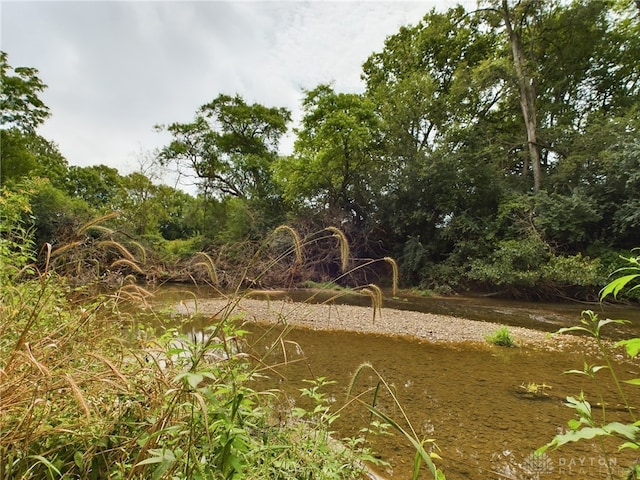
[157,94,291,200]
[0,51,50,133]
[274,85,383,227]
[1,51,67,187]
[363,6,502,162]
[361,6,504,252]
[499,0,543,193]
[479,0,638,193]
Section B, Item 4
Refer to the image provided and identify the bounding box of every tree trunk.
[501,0,542,193]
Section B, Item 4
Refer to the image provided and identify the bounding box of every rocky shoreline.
[176,294,581,351]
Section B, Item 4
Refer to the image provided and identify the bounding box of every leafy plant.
[485,326,515,347]
[537,250,640,479]
[519,382,552,398]
[1,205,413,480]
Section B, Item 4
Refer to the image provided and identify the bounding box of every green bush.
[157,235,205,262]
[0,212,411,480]
[468,236,548,288]
[485,326,515,347]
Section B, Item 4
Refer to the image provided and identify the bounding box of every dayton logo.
[521,452,554,479]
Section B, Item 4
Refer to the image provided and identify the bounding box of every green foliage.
[1,216,408,480]
[155,235,205,262]
[63,164,124,209]
[467,233,605,297]
[541,253,604,288]
[0,183,37,283]
[601,251,640,301]
[468,235,549,289]
[0,51,50,132]
[533,190,602,247]
[30,180,92,247]
[0,52,67,188]
[538,252,640,477]
[6,3,640,298]
[0,129,39,185]
[158,94,291,201]
[274,84,383,226]
[485,326,515,347]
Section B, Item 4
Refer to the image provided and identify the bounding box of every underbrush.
[0,274,383,479]
[1,187,445,480]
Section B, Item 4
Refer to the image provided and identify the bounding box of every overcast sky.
[2,0,474,187]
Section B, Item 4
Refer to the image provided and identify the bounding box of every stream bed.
[245,324,640,480]
[156,287,640,479]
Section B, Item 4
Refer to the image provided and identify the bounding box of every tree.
[63,165,124,209]
[155,186,199,240]
[119,172,160,236]
[1,52,67,187]
[1,129,38,183]
[157,94,291,200]
[0,51,50,133]
[274,84,383,228]
[478,0,639,193]
[363,6,503,160]
[499,0,543,193]
[361,7,504,266]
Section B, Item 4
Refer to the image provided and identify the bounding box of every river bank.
[175,294,583,351]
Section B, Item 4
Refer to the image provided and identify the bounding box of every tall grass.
[325,226,350,273]
[1,188,430,479]
[348,363,446,480]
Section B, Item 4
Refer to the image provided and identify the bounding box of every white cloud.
[1,0,473,182]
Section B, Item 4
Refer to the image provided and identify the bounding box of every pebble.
[176,297,579,350]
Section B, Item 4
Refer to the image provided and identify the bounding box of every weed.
[359,284,384,324]
[1,194,425,480]
[325,226,350,273]
[485,326,515,347]
[519,382,552,398]
[348,362,447,480]
[537,251,640,479]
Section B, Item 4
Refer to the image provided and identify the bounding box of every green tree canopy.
[157,94,291,200]
[1,51,67,187]
[274,84,383,227]
[63,165,124,209]
[1,51,50,133]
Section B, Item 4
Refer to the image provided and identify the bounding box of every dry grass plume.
[325,227,349,273]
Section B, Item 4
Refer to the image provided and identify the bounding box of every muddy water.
[246,325,640,480]
[154,286,640,479]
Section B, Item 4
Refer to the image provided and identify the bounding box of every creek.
[155,287,640,479]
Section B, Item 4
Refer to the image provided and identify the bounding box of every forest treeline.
[2,1,639,299]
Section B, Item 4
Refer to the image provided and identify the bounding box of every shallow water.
[283,289,640,340]
[154,286,640,479]
[246,325,640,480]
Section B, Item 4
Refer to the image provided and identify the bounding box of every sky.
[1,0,474,189]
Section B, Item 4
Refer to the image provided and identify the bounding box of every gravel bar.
[176,296,580,350]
